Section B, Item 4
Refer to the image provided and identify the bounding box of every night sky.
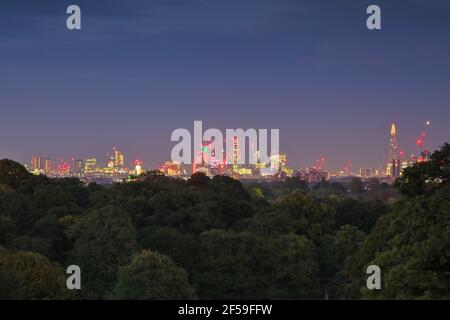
[1,0,449,171]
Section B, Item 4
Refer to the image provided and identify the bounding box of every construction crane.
[314,157,326,170]
[416,120,431,162]
[416,120,431,150]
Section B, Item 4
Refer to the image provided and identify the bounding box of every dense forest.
[0,144,449,300]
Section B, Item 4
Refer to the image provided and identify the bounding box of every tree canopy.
[1,144,449,299]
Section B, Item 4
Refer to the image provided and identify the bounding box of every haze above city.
[1,0,450,171]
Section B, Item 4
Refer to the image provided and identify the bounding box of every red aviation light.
[416,138,423,147]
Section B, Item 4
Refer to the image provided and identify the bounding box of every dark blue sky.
[1,0,449,171]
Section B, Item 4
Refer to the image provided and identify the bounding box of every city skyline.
[4,119,443,174]
[22,119,435,179]
[1,0,450,170]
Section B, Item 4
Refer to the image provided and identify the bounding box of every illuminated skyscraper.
[232,135,240,174]
[386,123,400,177]
[161,161,182,176]
[43,158,53,174]
[31,155,39,172]
[74,159,84,175]
[30,156,52,174]
[107,153,115,169]
[134,160,143,176]
[83,158,97,173]
[113,147,124,168]
[360,168,378,178]
[233,136,239,166]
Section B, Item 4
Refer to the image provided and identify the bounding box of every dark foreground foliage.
[0,143,449,299]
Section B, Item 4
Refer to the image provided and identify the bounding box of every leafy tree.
[0,159,31,189]
[114,250,197,299]
[188,172,210,188]
[245,182,274,201]
[395,143,450,197]
[252,191,335,243]
[0,183,13,193]
[146,188,225,233]
[332,225,366,298]
[4,143,450,300]
[0,192,35,233]
[363,178,398,202]
[280,177,309,193]
[343,144,450,299]
[10,236,55,261]
[248,185,265,200]
[313,180,347,197]
[334,225,365,267]
[349,177,364,195]
[138,225,199,271]
[265,233,320,299]
[210,175,249,197]
[331,198,388,234]
[13,215,69,261]
[0,251,70,299]
[0,214,14,245]
[349,184,450,299]
[193,230,320,299]
[32,184,77,212]
[66,205,139,298]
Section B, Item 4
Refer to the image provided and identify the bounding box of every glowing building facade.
[114,148,125,168]
[31,156,53,175]
[134,160,143,176]
[161,161,182,176]
[83,158,97,174]
[386,123,400,178]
